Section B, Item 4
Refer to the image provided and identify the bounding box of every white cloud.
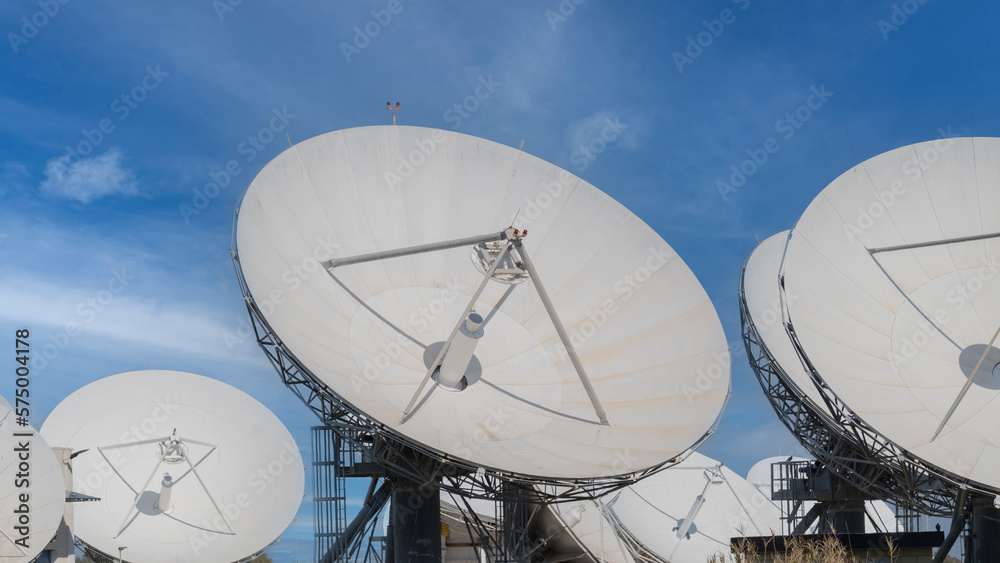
[39,148,138,204]
[566,109,649,153]
[0,275,254,364]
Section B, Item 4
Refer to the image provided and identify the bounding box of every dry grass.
[709,534,898,563]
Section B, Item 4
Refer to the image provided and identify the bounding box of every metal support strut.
[325,227,610,427]
[400,240,512,422]
[323,232,505,271]
[514,240,609,426]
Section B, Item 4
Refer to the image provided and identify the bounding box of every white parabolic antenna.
[233,125,730,481]
[39,370,305,562]
[0,397,65,562]
[743,231,834,418]
[745,455,794,497]
[608,451,782,563]
[781,137,1000,492]
[743,229,955,514]
[440,489,630,562]
[547,497,631,563]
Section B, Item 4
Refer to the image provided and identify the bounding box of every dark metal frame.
[738,250,979,518]
[230,207,718,502]
[73,537,273,563]
[313,426,348,562]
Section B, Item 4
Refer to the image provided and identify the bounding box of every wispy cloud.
[566,109,648,152]
[0,273,265,367]
[39,148,138,204]
[0,162,29,194]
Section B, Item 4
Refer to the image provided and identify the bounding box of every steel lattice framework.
[739,254,980,518]
[230,216,719,502]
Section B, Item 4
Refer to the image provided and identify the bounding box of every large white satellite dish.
[440,487,632,562]
[781,137,1000,494]
[742,231,834,418]
[606,451,782,563]
[39,370,305,562]
[741,230,956,514]
[547,498,632,563]
[233,125,730,486]
[0,397,65,562]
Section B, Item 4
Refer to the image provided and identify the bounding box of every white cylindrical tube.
[562,504,585,528]
[437,313,484,390]
[156,473,173,512]
[675,495,705,539]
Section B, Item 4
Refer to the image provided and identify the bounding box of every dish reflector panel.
[234,125,730,480]
[0,399,65,563]
[783,137,1000,491]
[40,370,304,563]
[609,451,782,562]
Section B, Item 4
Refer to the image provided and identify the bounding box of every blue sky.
[0,0,996,560]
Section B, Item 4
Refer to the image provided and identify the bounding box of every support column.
[970,496,1000,563]
[391,477,441,563]
[816,500,866,535]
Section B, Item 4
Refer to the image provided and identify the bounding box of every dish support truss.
[230,212,712,502]
[73,536,276,563]
[739,253,966,518]
[311,424,545,563]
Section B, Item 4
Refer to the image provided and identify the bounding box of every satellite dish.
[547,498,631,563]
[781,137,1000,494]
[440,487,630,562]
[606,451,782,562]
[0,397,66,562]
[745,455,791,496]
[233,125,730,487]
[742,231,834,418]
[741,230,956,514]
[745,456,899,534]
[39,370,304,562]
